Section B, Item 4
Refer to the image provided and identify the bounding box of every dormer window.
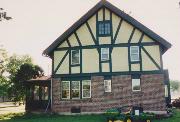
[98,21,111,36]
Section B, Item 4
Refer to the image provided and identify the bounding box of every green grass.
[0,109,180,122]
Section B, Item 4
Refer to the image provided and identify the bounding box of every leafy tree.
[170,80,180,92]
[0,8,12,21]
[0,45,8,76]
[0,76,9,101]
[0,46,9,101]
[9,63,44,104]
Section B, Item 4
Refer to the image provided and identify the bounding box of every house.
[43,0,172,114]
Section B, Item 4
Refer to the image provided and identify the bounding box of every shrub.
[105,108,119,120]
[172,98,180,108]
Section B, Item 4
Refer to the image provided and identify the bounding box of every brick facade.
[52,74,166,114]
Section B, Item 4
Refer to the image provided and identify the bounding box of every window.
[61,80,91,99]
[101,48,109,61]
[130,46,139,62]
[98,21,111,36]
[165,85,168,97]
[42,86,49,100]
[132,79,141,91]
[34,86,39,100]
[62,81,70,99]
[104,80,111,92]
[71,50,80,65]
[71,81,80,99]
[82,80,91,98]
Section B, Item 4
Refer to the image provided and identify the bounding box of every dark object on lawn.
[105,106,154,122]
[172,97,180,108]
[132,106,143,115]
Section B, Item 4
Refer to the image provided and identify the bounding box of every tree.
[170,80,180,92]
[0,8,12,21]
[9,63,44,103]
[0,46,9,101]
[0,45,8,76]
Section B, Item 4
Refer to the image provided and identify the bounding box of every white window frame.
[104,80,111,92]
[61,81,70,99]
[132,79,141,91]
[71,50,80,65]
[82,80,91,98]
[130,46,139,62]
[101,48,109,61]
[71,81,80,99]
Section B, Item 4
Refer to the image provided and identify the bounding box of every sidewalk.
[0,102,25,115]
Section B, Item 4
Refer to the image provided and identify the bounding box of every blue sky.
[0,0,180,80]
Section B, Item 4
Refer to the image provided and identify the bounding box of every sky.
[0,0,180,80]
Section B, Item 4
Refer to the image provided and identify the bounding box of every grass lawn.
[0,109,180,122]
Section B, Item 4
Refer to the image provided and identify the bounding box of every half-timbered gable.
[43,0,172,114]
[47,6,170,77]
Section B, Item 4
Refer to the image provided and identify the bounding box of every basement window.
[132,79,141,91]
[98,21,111,36]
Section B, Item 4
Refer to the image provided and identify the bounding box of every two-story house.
[43,0,172,114]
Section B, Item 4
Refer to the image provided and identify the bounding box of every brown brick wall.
[52,74,166,113]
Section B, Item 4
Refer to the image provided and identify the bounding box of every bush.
[105,108,119,120]
[172,98,180,108]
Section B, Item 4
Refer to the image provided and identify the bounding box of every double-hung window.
[82,80,91,98]
[62,81,70,99]
[71,50,80,65]
[71,81,80,99]
[101,48,109,61]
[130,46,139,62]
[98,21,111,36]
[104,80,111,92]
[132,79,141,91]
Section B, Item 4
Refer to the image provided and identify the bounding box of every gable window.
[101,48,109,61]
[130,46,139,62]
[62,81,70,99]
[98,21,111,36]
[104,80,111,92]
[132,79,141,91]
[82,80,91,98]
[71,81,80,99]
[71,50,80,65]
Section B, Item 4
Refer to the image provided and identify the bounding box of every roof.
[43,0,172,57]
[26,76,51,82]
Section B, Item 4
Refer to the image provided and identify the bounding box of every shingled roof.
[43,0,172,57]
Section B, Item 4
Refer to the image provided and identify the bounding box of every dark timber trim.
[69,49,71,74]
[66,39,71,47]
[139,33,144,71]
[74,32,82,46]
[103,7,105,21]
[139,33,144,43]
[43,0,171,56]
[55,42,158,51]
[53,70,164,78]
[86,22,97,45]
[54,50,69,74]
[113,19,123,44]
[128,27,135,43]
[141,46,161,70]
